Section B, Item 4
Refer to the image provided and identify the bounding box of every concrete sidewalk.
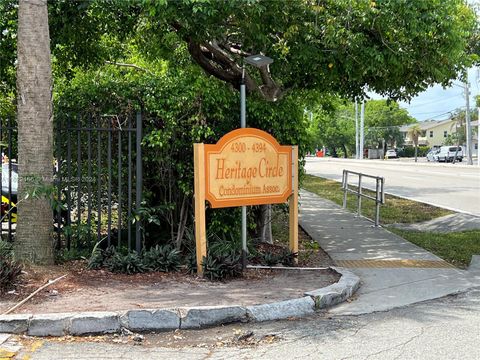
[299,190,480,315]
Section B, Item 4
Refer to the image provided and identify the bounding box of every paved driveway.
[305,157,480,216]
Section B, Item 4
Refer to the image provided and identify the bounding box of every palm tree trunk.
[15,0,54,264]
[414,145,418,162]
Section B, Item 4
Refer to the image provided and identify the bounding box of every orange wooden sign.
[193,128,298,275]
[204,128,292,208]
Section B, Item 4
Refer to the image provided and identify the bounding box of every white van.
[434,146,463,162]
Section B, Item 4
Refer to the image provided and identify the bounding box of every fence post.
[342,170,348,209]
[135,111,143,253]
[66,116,72,250]
[55,118,62,249]
[7,117,13,242]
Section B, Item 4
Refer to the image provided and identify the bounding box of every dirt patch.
[0,265,339,315]
[0,225,337,315]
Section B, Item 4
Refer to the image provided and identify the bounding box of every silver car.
[426,149,439,162]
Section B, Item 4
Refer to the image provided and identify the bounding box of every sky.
[398,67,480,122]
[369,67,480,122]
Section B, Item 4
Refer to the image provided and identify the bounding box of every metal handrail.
[342,170,385,227]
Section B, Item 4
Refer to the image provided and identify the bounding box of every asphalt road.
[13,287,480,359]
[305,157,480,217]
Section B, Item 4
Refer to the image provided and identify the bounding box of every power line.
[412,107,465,117]
[402,92,464,109]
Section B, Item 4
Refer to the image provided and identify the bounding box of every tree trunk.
[175,195,188,250]
[15,0,54,264]
[414,145,418,162]
[341,144,348,158]
[256,205,273,244]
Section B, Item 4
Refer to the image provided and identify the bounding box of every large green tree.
[134,0,478,101]
[364,100,415,149]
[307,98,356,157]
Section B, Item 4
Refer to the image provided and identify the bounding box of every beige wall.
[424,121,455,147]
[403,121,455,147]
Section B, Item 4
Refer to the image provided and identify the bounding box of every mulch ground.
[0,225,336,314]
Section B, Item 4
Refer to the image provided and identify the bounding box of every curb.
[468,255,480,272]
[0,267,360,337]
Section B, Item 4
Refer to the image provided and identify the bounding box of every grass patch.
[302,174,452,224]
[388,228,480,268]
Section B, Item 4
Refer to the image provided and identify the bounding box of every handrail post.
[375,178,380,227]
[381,177,385,204]
[357,174,362,217]
[342,170,348,208]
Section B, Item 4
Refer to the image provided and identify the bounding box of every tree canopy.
[134,0,479,101]
[364,100,415,148]
[1,0,478,101]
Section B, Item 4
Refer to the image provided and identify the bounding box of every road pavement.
[305,157,480,216]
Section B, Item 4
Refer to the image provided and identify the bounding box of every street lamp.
[240,54,273,269]
[245,54,274,68]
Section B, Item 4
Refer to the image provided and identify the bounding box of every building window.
[429,130,433,138]
[444,130,448,137]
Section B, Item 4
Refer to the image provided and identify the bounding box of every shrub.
[56,247,90,264]
[142,245,181,272]
[262,252,282,266]
[202,252,242,281]
[280,249,298,267]
[260,248,297,267]
[87,248,104,269]
[0,240,13,259]
[0,240,22,293]
[398,145,430,158]
[185,252,197,274]
[106,251,147,275]
[0,257,23,293]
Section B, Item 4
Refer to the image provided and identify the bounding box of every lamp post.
[478,107,480,167]
[355,99,359,159]
[360,100,365,159]
[464,80,473,165]
[240,54,273,269]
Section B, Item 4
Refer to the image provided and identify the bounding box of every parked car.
[434,146,463,162]
[385,149,398,159]
[1,162,18,222]
[426,149,439,162]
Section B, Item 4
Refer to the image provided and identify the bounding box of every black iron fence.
[55,112,143,252]
[1,112,143,253]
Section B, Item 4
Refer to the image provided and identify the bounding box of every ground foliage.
[0,240,23,293]
[389,229,480,268]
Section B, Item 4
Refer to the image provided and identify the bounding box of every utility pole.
[478,107,480,167]
[465,80,473,165]
[360,100,365,159]
[355,100,359,159]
